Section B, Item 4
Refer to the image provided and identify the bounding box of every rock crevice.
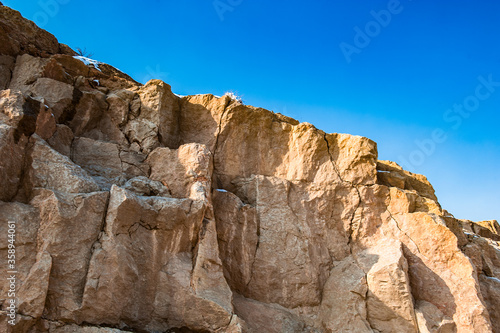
[0,5,499,333]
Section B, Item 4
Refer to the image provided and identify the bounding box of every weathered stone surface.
[69,90,108,136]
[325,132,378,185]
[9,54,48,92]
[234,293,310,333]
[135,80,180,148]
[479,275,500,333]
[27,135,100,194]
[17,250,52,318]
[377,160,438,201]
[0,201,40,303]
[71,136,124,189]
[179,94,231,150]
[0,6,499,332]
[122,176,170,196]
[71,136,149,190]
[415,300,456,333]
[29,189,108,321]
[0,89,41,133]
[0,54,14,89]
[213,189,259,294]
[148,143,212,199]
[0,5,61,57]
[47,124,74,157]
[106,89,135,127]
[78,186,234,332]
[387,212,492,332]
[319,257,371,333]
[0,125,26,201]
[357,240,418,333]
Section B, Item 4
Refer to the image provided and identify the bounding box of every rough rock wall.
[0,4,499,333]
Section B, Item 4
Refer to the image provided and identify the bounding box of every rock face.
[0,4,499,333]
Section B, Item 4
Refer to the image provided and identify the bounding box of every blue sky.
[6,0,500,221]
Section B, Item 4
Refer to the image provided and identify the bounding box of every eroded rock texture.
[0,4,499,333]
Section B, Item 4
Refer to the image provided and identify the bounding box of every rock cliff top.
[0,4,499,333]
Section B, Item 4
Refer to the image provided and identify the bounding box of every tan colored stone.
[79,186,233,332]
[224,175,356,309]
[148,143,212,199]
[0,5,60,57]
[69,90,108,136]
[105,89,136,127]
[325,132,378,185]
[17,250,52,318]
[377,160,438,201]
[0,201,40,304]
[136,80,180,148]
[0,125,26,200]
[391,212,492,332]
[122,176,170,197]
[357,240,418,333]
[319,257,372,333]
[9,54,48,92]
[213,189,259,293]
[29,189,108,321]
[71,137,124,189]
[0,89,40,133]
[35,105,56,140]
[479,275,500,333]
[27,135,100,194]
[28,77,75,121]
[71,137,149,190]
[234,293,310,333]
[415,300,456,333]
[47,124,74,157]
[179,94,231,150]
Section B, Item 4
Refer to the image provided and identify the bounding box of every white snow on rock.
[73,56,103,72]
[223,91,242,102]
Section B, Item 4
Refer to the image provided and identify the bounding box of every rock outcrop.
[0,4,499,333]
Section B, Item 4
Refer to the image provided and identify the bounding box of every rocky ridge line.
[0,4,499,333]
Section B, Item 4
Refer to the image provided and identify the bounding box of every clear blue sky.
[6,0,500,221]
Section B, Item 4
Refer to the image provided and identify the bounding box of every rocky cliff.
[1,4,499,333]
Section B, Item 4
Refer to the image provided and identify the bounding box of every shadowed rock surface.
[0,4,499,333]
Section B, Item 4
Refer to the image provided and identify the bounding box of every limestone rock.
[0,5,499,332]
[147,143,212,199]
[415,300,456,333]
[79,186,233,332]
[377,160,438,201]
[0,201,40,302]
[0,54,14,89]
[0,125,26,201]
[9,54,49,93]
[71,136,124,189]
[27,135,100,194]
[122,176,170,196]
[47,124,74,157]
[136,80,180,148]
[319,257,371,333]
[357,240,418,333]
[179,94,232,150]
[30,189,109,320]
[0,5,61,57]
[234,293,310,333]
[17,250,52,318]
